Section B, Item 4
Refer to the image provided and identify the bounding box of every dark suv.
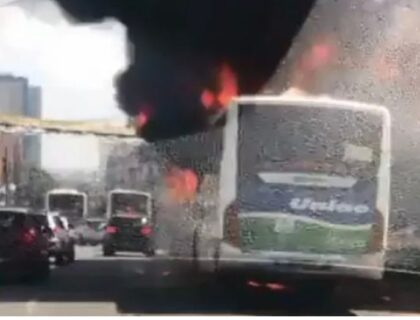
[102,214,154,256]
[0,208,50,282]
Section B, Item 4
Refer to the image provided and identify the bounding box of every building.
[0,75,43,169]
[104,140,162,193]
[0,75,44,205]
[0,75,27,199]
[0,74,27,115]
[23,86,42,168]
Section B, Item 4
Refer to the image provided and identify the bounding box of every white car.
[45,211,75,265]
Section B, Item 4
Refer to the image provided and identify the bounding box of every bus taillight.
[140,225,152,237]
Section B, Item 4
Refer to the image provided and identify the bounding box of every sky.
[0,0,129,171]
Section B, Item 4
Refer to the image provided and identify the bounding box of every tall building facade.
[0,75,43,203]
[23,86,42,168]
[0,75,27,115]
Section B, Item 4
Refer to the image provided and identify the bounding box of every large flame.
[374,54,400,82]
[165,167,199,203]
[201,63,238,110]
[135,105,152,131]
[291,34,337,91]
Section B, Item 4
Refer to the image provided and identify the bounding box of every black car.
[0,208,50,283]
[102,214,154,256]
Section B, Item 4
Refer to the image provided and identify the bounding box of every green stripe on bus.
[239,217,372,254]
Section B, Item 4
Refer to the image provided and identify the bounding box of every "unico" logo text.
[289,197,370,214]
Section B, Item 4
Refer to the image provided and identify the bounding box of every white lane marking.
[25,300,38,315]
[354,310,420,316]
[20,302,119,316]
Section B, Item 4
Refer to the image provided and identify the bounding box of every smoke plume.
[53,0,316,141]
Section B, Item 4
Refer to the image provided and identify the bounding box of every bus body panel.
[217,96,391,280]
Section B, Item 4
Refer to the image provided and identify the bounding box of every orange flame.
[217,64,238,107]
[374,54,400,81]
[165,168,199,203]
[300,41,336,73]
[201,89,216,109]
[136,111,149,129]
[201,63,238,110]
[135,105,153,130]
[292,34,337,91]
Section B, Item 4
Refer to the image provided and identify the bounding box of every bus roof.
[233,95,390,117]
[47,188,86,195]
[109,189,151,197]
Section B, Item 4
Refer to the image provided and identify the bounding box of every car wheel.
[68,247,75,263]
[55,253,65,266]
[144,247,155,257]
[103,247,115,256]
[78,238,86,246]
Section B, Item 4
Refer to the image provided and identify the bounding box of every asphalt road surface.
[1,246,420,315]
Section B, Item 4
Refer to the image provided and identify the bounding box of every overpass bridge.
[0,114,137,138]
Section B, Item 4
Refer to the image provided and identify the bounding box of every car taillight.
[140,225,152,236]
[106,226,118,234]
[21,228,37,245]
[224,202,241,247]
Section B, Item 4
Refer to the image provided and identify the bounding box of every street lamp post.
[2,148,9,206]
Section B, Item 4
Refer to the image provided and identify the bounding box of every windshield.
[0,211,16,228]
[110,192,149,215]
[239,105,382,179]
[49,194,84,217]
[1,0,420,316]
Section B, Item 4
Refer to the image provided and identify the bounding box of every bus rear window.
[237,104,383,178]
[50,195,84,215]
[111,193,148,214]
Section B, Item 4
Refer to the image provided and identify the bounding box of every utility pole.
[2,148,8,206]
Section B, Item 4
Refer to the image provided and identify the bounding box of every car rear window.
[110,217,143,229]
[0,211,24,228]
[31,215,49,232]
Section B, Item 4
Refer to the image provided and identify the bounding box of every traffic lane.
[339,272,420,316]
[0,247,141,316]
[1,246,420,315]
[0,246,346,315]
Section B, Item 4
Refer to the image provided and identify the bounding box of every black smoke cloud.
[53,0,316,142]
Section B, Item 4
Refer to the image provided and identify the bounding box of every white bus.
[106,188,152,219]
[215,95,391,282]
[45,188,88,220]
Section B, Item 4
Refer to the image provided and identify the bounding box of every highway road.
[1,246,420,316]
